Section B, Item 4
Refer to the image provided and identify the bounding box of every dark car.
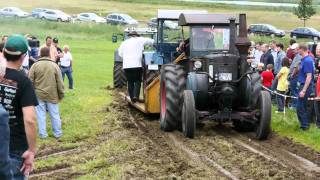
[106,13,138,26]
[248,24,285,37]
[290,27,320,39]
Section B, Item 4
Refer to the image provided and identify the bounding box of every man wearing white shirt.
[118,31,154,102]
[252,42,263,68]
[60,45,73,89]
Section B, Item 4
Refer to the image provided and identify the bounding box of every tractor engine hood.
[201,53,240,82]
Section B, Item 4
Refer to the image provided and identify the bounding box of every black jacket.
[260,49,274,69]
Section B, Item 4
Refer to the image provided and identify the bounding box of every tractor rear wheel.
[255,91,271,140]
[160,64,179,131]
[182,90,196,138]
[113,62,126,88]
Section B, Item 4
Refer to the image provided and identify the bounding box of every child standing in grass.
[276,57,290,113]
[261,64,274,89]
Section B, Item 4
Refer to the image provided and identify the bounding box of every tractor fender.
[251,83,262,107]
[186,72,209,110]
[250,72,262,108]
[143,51,164,65]
[114,49,122,63]
[239,75,251,107]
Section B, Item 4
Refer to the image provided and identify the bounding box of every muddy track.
[119,95,320,179]
[31,93,320,179]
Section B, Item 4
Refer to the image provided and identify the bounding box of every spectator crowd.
[0,34,73,179]
[248,39,320,131]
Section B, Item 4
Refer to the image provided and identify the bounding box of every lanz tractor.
[113,10,271,140]
[160,13,271,140]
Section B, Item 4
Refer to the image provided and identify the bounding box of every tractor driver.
[118,31,154,103]
[192,27,215,50]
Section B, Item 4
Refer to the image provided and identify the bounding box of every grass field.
[0,0,319,178]
[0,0,320,30]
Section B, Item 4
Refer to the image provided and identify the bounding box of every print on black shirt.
[0,68,38,155]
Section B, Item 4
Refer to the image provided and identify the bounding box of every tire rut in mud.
[119,104,224,179]
[117,92,320,179]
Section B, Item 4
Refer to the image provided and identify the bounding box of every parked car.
[148,17,178,29]
[31,8,47,18]
[248,24,285,37]
[0,7,29,18]
[148,17,157,28]
[77,13,106,23]
[106,13,138,26]
[290,27,320,39]
[39,9,72,22]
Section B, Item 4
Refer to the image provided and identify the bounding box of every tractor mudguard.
[143,51,164,65]
[114,49,122,63]
[239,75,251,108]
[186,72,209,110]
[250,72,262,108]
[251,83,262,107]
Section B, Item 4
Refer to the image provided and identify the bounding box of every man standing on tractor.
[118,31,154,103]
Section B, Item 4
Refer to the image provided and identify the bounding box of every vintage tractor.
[159,13,271,140]
[112,27,158,88]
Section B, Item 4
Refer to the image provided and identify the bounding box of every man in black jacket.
[260,44,274,70]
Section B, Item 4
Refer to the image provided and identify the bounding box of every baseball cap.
[53,37,59,43]
[128,31,140,37]
[4,35,28,55]
[291,43,299,50]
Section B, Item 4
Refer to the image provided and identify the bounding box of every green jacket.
[29,57,64,103]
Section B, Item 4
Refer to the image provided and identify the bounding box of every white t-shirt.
[253,49,263,67]
[118,37,154,69]
[22,51,29,67]
[60,51,72,67]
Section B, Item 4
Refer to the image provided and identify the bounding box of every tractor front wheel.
[255,91,271,140]
[160,64,179,131]
[182,90,196,138]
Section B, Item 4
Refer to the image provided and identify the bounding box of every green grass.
[0,0,319,178]
[272,107,320,151]
[1,0,320,30]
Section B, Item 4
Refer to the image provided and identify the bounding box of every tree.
[294,0,316,27]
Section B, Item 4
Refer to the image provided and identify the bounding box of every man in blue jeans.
[60,45,73,89]
[29,47,65,138]
[0,105,13,180]
[288,43,301,109]
[297,44,314,130]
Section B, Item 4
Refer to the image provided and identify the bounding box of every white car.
[39,9,71,22]
[77,13,106,23]
[0,7,29,18]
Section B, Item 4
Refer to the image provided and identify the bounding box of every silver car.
[77,13,106,23]
[0,7,29,18]
[32,8,48,18]
[39,9,71,22]
[106,13,138,26]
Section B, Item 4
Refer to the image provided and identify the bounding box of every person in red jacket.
[261,64,275,89]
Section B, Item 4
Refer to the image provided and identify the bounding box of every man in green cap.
[0,35,38,178]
